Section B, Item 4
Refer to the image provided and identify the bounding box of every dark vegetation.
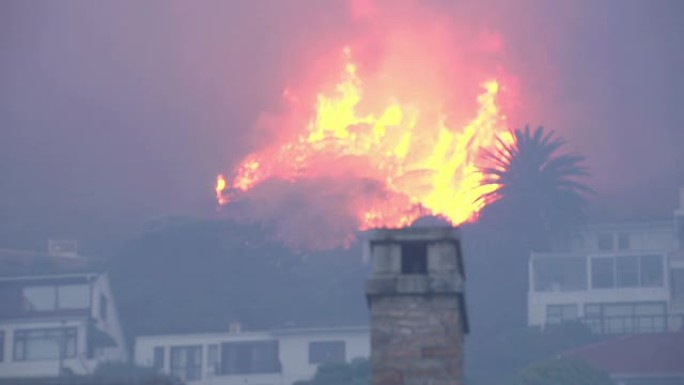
[108,219,369,338]
[0,363,182,385]
[107,125,596,384]
[513,358,615,385]
[294,358,370,385]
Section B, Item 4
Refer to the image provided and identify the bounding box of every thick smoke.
[2,0,683,249]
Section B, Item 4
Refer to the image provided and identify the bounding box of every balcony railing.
[579,314,683,334]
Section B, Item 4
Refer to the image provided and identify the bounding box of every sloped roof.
[562,332,684,375]
[0,249,104,278]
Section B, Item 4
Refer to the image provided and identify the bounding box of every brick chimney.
[365,226,468,385]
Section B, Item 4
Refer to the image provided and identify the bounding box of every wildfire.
[215,46,512,230]
[215,174,228,206]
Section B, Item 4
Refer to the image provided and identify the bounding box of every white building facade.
[135,326,369,385]
[0,248,128,378]
[528,190,684,334]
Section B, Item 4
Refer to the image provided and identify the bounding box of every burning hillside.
[215,0,515,249]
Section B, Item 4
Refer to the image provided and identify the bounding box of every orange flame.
[215,174,228,206]
[216,47,512,230]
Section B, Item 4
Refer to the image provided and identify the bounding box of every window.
[308,341,346,364]
[208,344,219,373]
[22,284,90,312]
[583,302,667,334]
[57,285,90,309]
[618,233,630,250]
[170,346,202,382]
[153,346,165,369]
[220,340,279,375]
[533,257,587,292]
[546,304,578,325]
[0,331,4,362]
[598,233,614,251]
[672,269,684,302]
[616,256,639,287]
[591,258,615,288]
[13,328,77,361]
[99,295,108,321]
[23,286,56,311]
[640,255,664,287]
[401,243,427,274]
[591,255,665,289]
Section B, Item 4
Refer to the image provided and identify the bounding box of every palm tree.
[477,125,592,247]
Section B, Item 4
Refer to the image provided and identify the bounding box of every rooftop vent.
[229,321,242,333]
[48,239,79,258]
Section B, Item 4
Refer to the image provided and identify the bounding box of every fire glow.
[215,45,512,231]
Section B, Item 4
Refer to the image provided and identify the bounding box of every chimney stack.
[365,226,468,385]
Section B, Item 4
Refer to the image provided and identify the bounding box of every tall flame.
[216,47,512,230]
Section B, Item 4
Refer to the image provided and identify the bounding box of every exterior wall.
[90,274,128,363]
[134,327,370,385]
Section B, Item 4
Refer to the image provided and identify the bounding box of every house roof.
[562,332,684,375]
[0,249,104,279]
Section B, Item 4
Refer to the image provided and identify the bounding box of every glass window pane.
[618,233,630,250]
[616,256,639,288]
[585,304,601,317]
[640,255,664,287]
[604,304,633,317]
[13,328,76,361]
[221,340,279,375]
[153,347,164,369]
[57,284,90,309]
[591,258,615,288]
[170,346,202,381]
[23,286,56,311]
[208,344,218,372]
[598,233,614,251]
[546,304,578,325]
[533,257,587,292]
[635,303,665,316]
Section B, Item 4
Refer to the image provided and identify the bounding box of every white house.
[528,189,684,334]
[135,325,369,385]
[0,242,128,378]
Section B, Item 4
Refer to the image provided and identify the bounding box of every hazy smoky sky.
[1,0,683,249]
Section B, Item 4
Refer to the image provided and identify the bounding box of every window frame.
[532,256,588,292]
[170,345,203,382]
[583,301,667,334]
[220,340,280,375]
[0,330,4,362]
[153,346,165,370]
[545,304,578,326]
[13,327,78,361]
[21,284,91,313]
[590,254,665,290]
